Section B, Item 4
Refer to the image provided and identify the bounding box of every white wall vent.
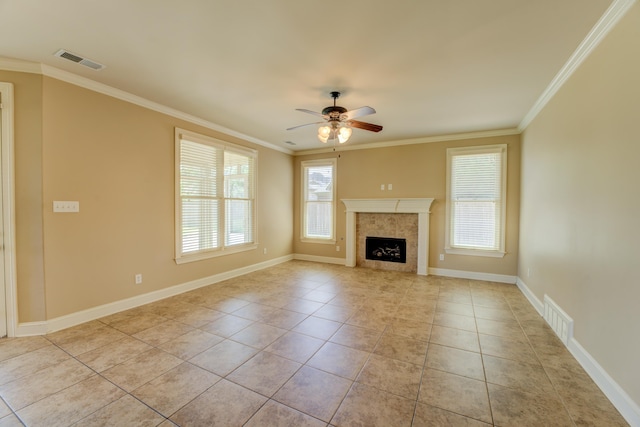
[543,294,574,345]
[54,49,106,71]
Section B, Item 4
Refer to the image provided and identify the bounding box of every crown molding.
[0,57,43,74]
[0,57,292,155]
[519,0,637,131]
[293,128,520,156]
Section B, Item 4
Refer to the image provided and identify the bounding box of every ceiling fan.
[287,91,383,144]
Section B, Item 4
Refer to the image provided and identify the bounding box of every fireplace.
[341,198,435,275]
[366,237,407,263]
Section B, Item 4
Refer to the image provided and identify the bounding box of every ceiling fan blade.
[296,108,327,119]
[343,106,376,120]
[349,120,383,133]
[286,121,324,131]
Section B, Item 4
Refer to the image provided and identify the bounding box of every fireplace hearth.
[366,237,407,263]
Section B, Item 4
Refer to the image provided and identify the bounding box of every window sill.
[300,238,336,245]
[445,247,506,258]
[175,243,258,264]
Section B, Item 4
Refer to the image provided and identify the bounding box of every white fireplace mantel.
[341,198,435,275]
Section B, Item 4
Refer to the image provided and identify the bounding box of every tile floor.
[0,261,629,426]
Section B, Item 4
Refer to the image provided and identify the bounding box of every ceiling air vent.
[54,49,106,71]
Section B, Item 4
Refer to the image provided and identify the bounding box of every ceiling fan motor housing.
[322,91,348,120]
[322,105,347,119]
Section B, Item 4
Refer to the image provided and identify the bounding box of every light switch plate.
[53,201,79,212]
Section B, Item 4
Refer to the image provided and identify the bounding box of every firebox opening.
[365,236,407,263]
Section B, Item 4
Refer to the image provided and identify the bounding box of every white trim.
[292,254,345,265]
[519,0,637,131]
[446,144,507,255]
[444,247,506,258]
[0,57,291,155]
[299,238,336,245]
[15,255,293,336]
[0,82,17,337]
[515,277,544,315]
[41,65,292,153]
[342,198,434,275]
[15,321,48,337]
[301,158,337,242]
[568,338,640,427]
[294,128,520,156]
[0,57,43,74]
[428,267,516,284]
[175,128,258,263]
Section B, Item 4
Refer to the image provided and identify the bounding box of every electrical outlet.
[439,254,445,261]
[135,274,142,285]
[336,245,340,252]
[263,248,267,255]
[388,184,392,190]
[380,184,385,191]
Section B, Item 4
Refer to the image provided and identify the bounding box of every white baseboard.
[516,276,639,426]
[16,255,293,336]
[428,267,517,284]
[293,253,345,265]
[15,321,48,337]
[515,277,544,315]
[568,338,640,426]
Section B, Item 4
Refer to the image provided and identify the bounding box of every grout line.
[0,263,618,425]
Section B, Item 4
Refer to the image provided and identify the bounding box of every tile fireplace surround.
[359,215,416,273]
[342,199,435,275]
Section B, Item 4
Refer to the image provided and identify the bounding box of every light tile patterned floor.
[0,261,629,426]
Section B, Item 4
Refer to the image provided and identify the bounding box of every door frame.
[0,82,18,337]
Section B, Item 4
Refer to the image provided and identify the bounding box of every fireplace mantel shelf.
[341,198,435,275]
[342,198,434,214]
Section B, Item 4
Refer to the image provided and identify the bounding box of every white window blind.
[176,129,256,262]
[446,145,506,256]
[179,139,220,254]
[302,159,336,241]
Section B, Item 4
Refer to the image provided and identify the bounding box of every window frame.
[301,158,337,244]
[175,128,257,264]
[445,144,507,258]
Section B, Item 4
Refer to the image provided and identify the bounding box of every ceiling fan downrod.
[322,92,347,118]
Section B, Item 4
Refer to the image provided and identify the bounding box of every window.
[301,159,336,242]
[446,144,506,257]
[175,128,257,263]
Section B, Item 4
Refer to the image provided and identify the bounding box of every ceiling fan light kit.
[318,122,352,144]
[288,91,382,145]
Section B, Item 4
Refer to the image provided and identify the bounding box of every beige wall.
[4,73,293,322]
[519,3,640,404]
[294,134,520,277]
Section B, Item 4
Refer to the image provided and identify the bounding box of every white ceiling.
[0,0,614,151]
